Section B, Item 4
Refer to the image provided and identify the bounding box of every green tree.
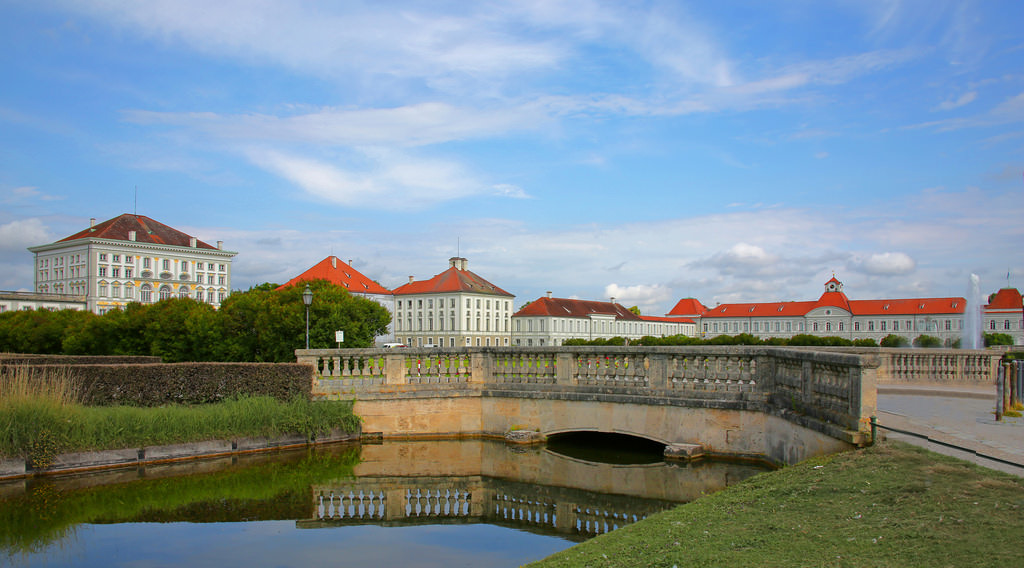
[984,333,1014,346]
[913,334,943,348]
[879,334,909,348]
[628,306,641,316]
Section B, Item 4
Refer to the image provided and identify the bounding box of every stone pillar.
[647,353,668,389]
[555,352,575,386]
[470,349,493,384]
[384,353,407,385]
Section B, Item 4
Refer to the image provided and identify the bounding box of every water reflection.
[0,439,772,567]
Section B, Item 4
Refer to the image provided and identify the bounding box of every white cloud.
[0,218,51,251]
[250,149,485,209]
[850,252,917,276]
[935,91,977,111]
[604,283,674,313]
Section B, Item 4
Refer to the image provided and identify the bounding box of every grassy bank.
[0,367,359,467]
[532,441,1024,567]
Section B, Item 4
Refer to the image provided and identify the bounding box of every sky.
[1,1,1022,316]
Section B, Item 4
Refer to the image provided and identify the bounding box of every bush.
[985,333,1015,347]
[880,334,909,348]
[913,335,943,348]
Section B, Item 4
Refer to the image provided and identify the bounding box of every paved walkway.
[876,384,1024,477]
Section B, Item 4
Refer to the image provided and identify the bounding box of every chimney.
[331,257,337,269]
[408,276,415,284]
[217,241,223,250]
[189,237,197,248]
[348,259,352,266]
[610,297,616,304]
[128,231,137,241]
[89,218,96,230]
[449,257,468,271]
[546,291,552,298]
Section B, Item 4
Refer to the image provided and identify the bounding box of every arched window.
[159,285,172,300]
[140,284,153,303]
[178,287,189,299]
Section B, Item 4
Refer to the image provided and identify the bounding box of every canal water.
[0,438,772,567]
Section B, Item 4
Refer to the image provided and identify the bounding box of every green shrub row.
[0,354,162,365]
[62,362,315,406]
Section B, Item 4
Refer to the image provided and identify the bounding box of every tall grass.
[0,366,360,461]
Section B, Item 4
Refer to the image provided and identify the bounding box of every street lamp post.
[303,284,313,349]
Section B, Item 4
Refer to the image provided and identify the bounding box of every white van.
[382,343,406,349]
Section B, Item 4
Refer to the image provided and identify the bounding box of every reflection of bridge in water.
[295,440,768,540]
[298,476,677,541]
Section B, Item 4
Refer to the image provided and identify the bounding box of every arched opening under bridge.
[545,432,666,465]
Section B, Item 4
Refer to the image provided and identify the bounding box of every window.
[1006,320,1012,330]
[112,255,120,262]
[880,321,886,331]
[98,266,107,277]
[141,285,152,303]
[112,267,120,278]
[838,322,844,331]
[112,284,120,298]
[218,264,225,271]
[208,263,214,271]
[893,321,899,331]
[990,320,996,330]
[813,322,819,332]
[178,288,189,299]
[125,268,132,278]
[143,258,151,269]
[868,321,875,331]
[854,322,861,331]
[159,285,172,300]
[218,276,225,285]
[99,253,107,261]
[126,256,133,264]
[99,284,108,297]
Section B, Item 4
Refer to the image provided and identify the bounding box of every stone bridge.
[296,346,1000,465]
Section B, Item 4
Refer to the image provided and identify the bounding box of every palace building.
[391,257,514,348]
[671,276,1023,346]
[512,292,695,346]
[27,214,237,314]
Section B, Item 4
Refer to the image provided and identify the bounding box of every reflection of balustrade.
[405,487,472,517]
[305,477,679,540]
[574,505,646,536]
[490,493,557,529]
[316,489,386,521]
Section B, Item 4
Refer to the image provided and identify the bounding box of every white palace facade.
[512,292,695,346]
[668,276,1024,346]
[27,214,237,315]
[391,257,515,348]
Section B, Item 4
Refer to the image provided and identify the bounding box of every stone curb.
[0,428,359,480]
[878,384,994,400]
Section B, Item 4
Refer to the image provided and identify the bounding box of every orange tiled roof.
[666,298,707,317]
[393,265,513,297]
[277,256,391,295]
[58,214,217,249]
[640,315,694,324]
[986,288,1023,310]
[513,296,641,320]
[702,296,965,318]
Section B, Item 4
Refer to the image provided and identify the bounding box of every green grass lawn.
[532,441,1024,568]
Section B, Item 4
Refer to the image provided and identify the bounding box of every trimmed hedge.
[61,363,315,406]
[0,354,162,365]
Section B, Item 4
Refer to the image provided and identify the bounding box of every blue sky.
[1,1,1022,315]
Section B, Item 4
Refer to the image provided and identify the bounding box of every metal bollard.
[870,415,877,446]
[996,364,1004,421]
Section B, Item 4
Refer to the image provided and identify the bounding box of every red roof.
[666,298,707,317]
[513,296,641,319]
[640,315,694,324]
[986,288,1023,311]
[277,256,391,295]
[702,296,965,318]
[393,260,512,297]
[58,214,217,249]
